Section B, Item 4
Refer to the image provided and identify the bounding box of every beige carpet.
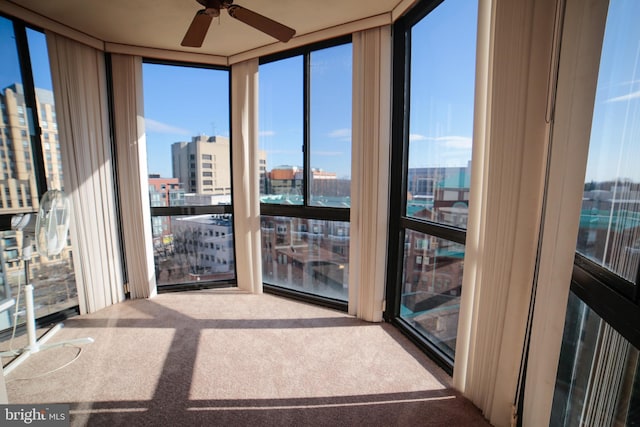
[2,288,490,426]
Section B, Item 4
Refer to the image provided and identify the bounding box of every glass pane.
[399,230,464,359]
[551,292,640,426]
[0,23,78,328]
[152,214,235,286]
[261,215,349,301]
[143,64,231,206]
[577,0,640,283]
[0,17,35,215]
[27,28,61,193]
[259,56,304,205]
[406,0,477,229]
[0,16,25,317]
[0,230,77,329]
[309,43,352,207]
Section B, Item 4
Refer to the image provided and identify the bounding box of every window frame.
[564,0,640,350]
[571,255,640,348]
[0,14,48,229]
[385,0,468,374]
[258,36,352,309]
[142,59,237,291]
[0,14,84,327]
[259,35,352,224]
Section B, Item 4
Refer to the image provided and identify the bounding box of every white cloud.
[409,134,428,141]
[606,90,640,103]
[329,128,351,140]
[259,130,276,137]
[145,118,190,135]
[410,134,472,149]
[439,136,473,149]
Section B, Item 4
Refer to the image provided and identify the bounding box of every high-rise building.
[171,135,267,196]
[0,83,75,322]
[1,84,64,212]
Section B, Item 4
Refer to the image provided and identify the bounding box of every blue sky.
[584,0,640,182]
[0,19,53,91]
[144,42,354,179]
[258,43,353,179]
[408,0,477,170]
[143,63,230,177]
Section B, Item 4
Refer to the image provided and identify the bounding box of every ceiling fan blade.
[181,10,214,47]
[227,5,295,42]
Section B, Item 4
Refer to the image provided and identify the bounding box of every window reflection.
[261,216,349,301]
[0,21,78,329]
[577,0,640,283]
[400,230,464,359]
[551,292,639,426]
[152,214,235,286]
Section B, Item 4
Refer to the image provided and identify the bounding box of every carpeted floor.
[1,288,490,426]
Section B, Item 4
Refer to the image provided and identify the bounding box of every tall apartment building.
[1,84,63,213]
[0,83,74,325]
[171,135,267,196]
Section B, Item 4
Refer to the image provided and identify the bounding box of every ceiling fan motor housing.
[197,0,233,10]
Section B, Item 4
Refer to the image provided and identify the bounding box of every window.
[259,37,352,304]
[386,0,478,369]
[143,61,235,288]
[551,293,639,425]
[0,16,78,326]
[551,1,640,423]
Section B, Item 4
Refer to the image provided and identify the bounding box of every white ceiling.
[8,0,407,57]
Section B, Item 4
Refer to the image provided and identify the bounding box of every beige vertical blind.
[46,32,125,313]
[231,59,263,293]
[453,0,557,425]
[523,0,610,424]
[349,26,392,322]
[110,53,157,299]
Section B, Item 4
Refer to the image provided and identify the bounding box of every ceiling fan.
[181,0,296,48]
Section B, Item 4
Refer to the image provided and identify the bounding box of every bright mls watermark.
[1,405,69,426]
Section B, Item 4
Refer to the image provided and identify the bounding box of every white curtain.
[349,26,392,322]
[110,54,157,299]
[46,32,125,313]
[231,59,263,293]
[453,0,557,425]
